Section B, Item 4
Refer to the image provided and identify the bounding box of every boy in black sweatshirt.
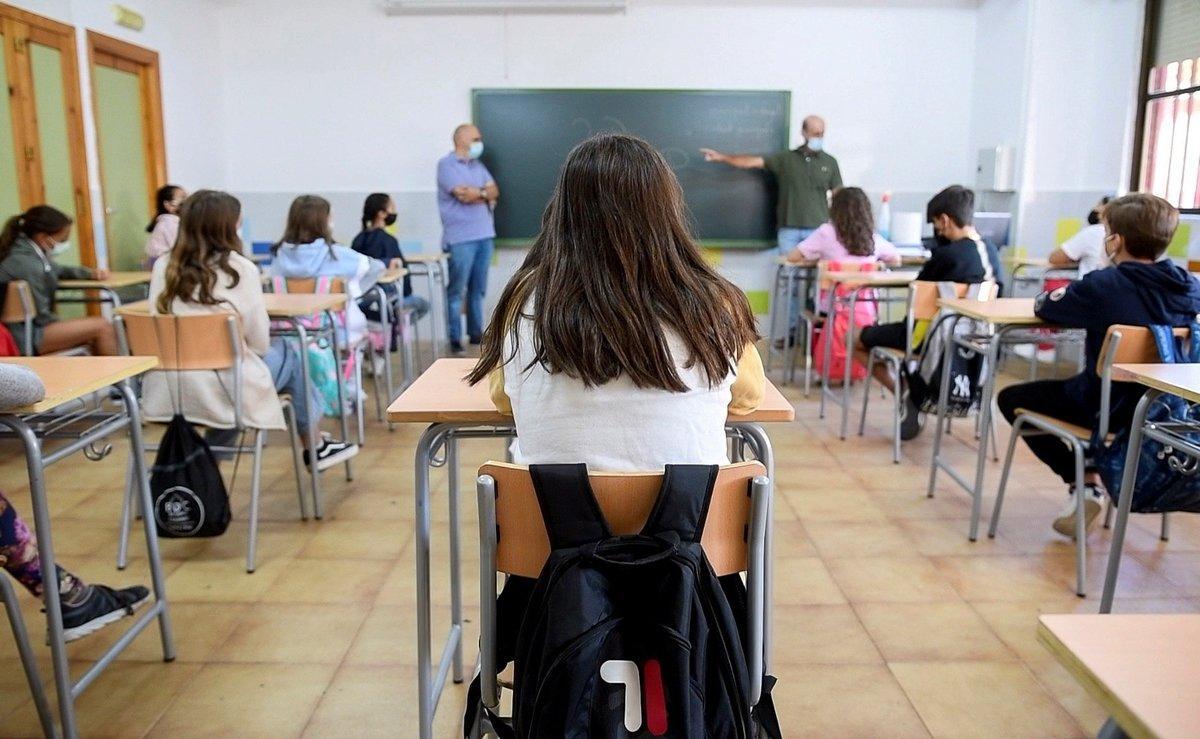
[998,193,1200,537]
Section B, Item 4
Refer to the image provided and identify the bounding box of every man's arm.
[829,159,843,190]
[452,182,498,205]
[700,149,766,169]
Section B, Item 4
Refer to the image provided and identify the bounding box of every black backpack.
[467,463,780,738]
[149,415,231,538]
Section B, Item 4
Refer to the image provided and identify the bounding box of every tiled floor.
[2,358,1198,737]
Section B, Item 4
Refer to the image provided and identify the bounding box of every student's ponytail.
[0,206,73,263]
[361,192,390,232]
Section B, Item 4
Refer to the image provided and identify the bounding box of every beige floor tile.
[773,557,847,605]
[210,603,367,664]
[770,520,819,557]
[854,601,1015,662]
[772,604,883,665]
[827,556,961,603]
[147,662,337,737]
[890,661,1083,738]
[784,489,889,522]
[260,558,392,604]
[163,557,290,602]
[895,517,1015,556]
[772,664,930,738]
[803,520,917,558]
[932,555,1074,602]
[70,602,249,664]
[299,519,413,560]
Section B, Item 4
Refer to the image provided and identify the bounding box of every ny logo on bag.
[600,659,668,735]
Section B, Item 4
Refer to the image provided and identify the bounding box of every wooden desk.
[1112,363,1200,404]
[57,271,151,291]
[0,356,157,413]
[936,296,1042,325]
[376,267,408,284]
[116,293,346,319]
[0,355,173,737]
[388,359,793,738]
[406,252,447,263]
[1039,614,1200,739]
[386,358,794,424]
[825,269,920,286]
[404,254,447,359]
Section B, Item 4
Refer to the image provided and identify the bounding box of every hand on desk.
[92,267,111,280]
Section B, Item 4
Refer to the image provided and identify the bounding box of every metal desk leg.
[839,288,859,439]
[737,423,775,673]
[784,268,799,384]
[1099,389,1159,613]
[290,321,323,518]
[926,317,961,499]
[967,329,1005,542]
[765,265,784,374]
[324,310,355,480]
[447,434,464,684]
[818,287,837,419]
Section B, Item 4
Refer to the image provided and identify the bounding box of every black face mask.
[384,213,397,227]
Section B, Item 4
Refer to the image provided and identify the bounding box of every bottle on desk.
[878,191,892,241]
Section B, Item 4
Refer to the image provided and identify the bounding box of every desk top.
[938,297,1042,325]
[1112,363,1200,404]
[777,256,819,268]
[406,253,447,264]
[118,293,346,318]
[1039,614,1200,739]
[376,267,408,284]
[387,358,796,424]
[0,356,158,414]
[1005,257,1051,269]
[58,271,152,290]
[824,270,920,286]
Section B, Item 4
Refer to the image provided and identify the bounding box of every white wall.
[7,0,225,264]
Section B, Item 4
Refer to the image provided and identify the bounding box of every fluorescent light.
[381,0,626,14]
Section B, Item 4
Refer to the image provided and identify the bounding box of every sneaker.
[1052,484,1106,538]
[303,434,360,472]
[59,584,149,643]
[469,335,483,346]
[899,393,924,441]
[449,341,466,356]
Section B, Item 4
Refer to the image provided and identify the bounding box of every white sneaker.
[1051,485,1105,538]
[1012,344,1059,364]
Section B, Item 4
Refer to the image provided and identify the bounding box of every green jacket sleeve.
[54,263,94,280]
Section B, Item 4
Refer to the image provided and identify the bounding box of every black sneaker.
[59,584,149,643]
[469,335,483,346]
[900,393,924,441]
[449,341,466,356]
[303,433,360,472]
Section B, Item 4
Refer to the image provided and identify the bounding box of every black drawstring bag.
[147,314,232,538]
[150,415,231,537]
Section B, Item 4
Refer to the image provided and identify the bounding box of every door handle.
[104,206,116,215]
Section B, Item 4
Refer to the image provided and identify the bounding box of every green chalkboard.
[472,89,791,248]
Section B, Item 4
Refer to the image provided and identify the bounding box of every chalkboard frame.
[471,87,792,249]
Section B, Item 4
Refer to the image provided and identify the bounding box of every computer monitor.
[973,212,1012,248]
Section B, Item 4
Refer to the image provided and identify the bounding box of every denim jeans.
[777,227,817,329]
[446,238,494,344]
[206,338,322,450]
[402,293,430,321]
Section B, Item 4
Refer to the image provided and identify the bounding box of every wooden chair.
[471,461,771,737]
[1,280,36,355]
[858,280,998,462]
[115,312,307,573]
[990,325,1181,597]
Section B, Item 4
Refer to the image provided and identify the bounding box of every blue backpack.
[1091,323,1200,514]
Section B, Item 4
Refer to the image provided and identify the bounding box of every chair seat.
[1014,408,1108,442]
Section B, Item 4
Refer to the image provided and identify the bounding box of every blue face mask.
[468,141,484,159]
[806,137,824,152]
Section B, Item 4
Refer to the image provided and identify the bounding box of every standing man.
[701,114,842,254]
[437,123,499,355]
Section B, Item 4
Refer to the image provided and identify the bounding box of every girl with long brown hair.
[146,190,357,469]
[467,134,764,470]
[785,186,899,265]
[0,205,118,355]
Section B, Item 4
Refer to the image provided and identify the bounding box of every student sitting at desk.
[466,133,764,471]
[147,190,357,470]
[0,364,147,641]
[0,206,118,356]
[352,193,430,321]
[998,193,1200,538]
[854,185,1003,438]
[271,195,385,347]
[1047,196,1112,278]
[786,186,900,268]
[144,184,187,264]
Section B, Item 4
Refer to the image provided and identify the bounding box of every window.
[1135,0,1200,212]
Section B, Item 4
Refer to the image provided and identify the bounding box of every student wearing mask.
[0,205,117,355]
[998,194,1200,537]
[1048,196,1113,277]
[467,133,764,471]
[351,193,430,322]
[144,184,187,263]
[147,190,357,470]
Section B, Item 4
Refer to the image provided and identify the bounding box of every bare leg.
[854,341,896,393]
[38,317,118,356]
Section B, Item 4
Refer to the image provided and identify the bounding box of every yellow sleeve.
[728,343,765,415]
[489,366,513,416]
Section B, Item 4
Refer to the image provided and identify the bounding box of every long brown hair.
[829,187,876,257]
[275,194,335,256]
[467,134,758,391]
[156,190,243,313]
[0,205,73,262]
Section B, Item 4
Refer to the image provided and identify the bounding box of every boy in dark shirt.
[855,185,1003,437]
[997,193,1200,538]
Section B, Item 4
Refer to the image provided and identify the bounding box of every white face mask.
[50,240,71,257]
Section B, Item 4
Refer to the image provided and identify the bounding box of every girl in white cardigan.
[144,190,357,471]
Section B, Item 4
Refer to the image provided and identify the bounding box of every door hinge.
[23,145,35,165]
[13,37,27,54]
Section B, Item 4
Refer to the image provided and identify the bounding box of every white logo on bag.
[953,374,971,398]
[600,660,642,732]
[154,486,205,536]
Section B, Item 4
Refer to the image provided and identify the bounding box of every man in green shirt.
[702,114,843,254]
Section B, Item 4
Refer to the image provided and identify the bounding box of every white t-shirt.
[1059,223,1108,276]
[501,313,738,472]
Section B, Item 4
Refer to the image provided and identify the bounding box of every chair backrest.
[816,259,880,290]
[0,281,33,323]
[279,277,346,294]
[479,461,766,578]
[1188,259,1200,274]
[117,312,241,371]
[1097,324,1191,378]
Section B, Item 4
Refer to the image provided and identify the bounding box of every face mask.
[806,137,824,152]
[468,141,484,159]
[384,213,398,227]
[50,240,71,257]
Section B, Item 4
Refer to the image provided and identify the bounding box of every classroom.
[0,0,1199,736]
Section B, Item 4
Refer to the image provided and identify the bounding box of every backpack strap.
[640,464,719,543]
[1151,325,1180,364]
[529,464,612,549]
